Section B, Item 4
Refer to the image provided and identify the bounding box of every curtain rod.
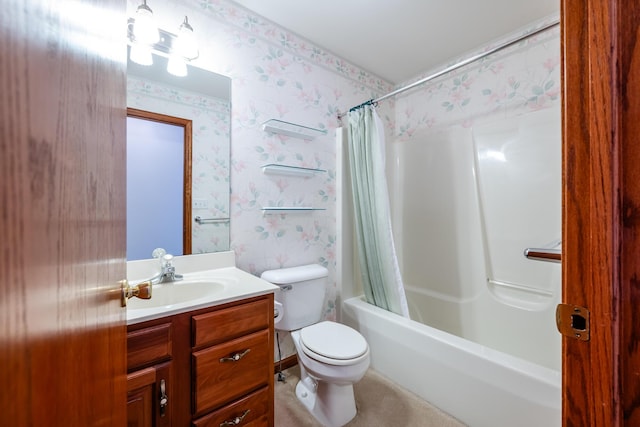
[338,19,560,119]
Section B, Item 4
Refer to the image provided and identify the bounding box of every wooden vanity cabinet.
[126,294,274,427]
[127,362,172,427]
[126,322,173,427]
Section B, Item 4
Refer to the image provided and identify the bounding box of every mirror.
[126,49,231,260]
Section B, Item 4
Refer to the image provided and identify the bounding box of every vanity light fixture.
[166,16,197,77]
[175,16,198,60]
[127,3,200,76]
[132,0,159,45]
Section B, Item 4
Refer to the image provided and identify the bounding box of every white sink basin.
[125,260,279,325]
[127,279,226,310]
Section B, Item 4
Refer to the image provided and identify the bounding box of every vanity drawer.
[192,386,269,427]
[192,329,270,415]
[192,298,270,348]
[127,323,172,371]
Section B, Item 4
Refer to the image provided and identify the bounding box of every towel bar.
[524,247,561,263]
[194,216,230,224]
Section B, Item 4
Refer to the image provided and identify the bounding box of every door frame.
[562,0,640,424]
[127,108,194,256]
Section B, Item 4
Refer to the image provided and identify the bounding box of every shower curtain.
[347,104,409,317]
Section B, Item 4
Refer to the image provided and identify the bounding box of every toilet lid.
[300,321,368,360]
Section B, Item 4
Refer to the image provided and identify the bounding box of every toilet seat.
[300,321,369,366]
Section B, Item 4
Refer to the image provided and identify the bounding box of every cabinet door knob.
[220,409,250,426]
[219,349,250,363]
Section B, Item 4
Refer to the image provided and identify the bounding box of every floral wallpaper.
[126,0,560,358]
[391,16,560,136]
[127,76,232,254]
[126,3,391,278]
[126,0,391,357]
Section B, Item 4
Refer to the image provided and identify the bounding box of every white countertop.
[126,251,278,325]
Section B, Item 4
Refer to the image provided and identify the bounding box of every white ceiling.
[232,0,559,84]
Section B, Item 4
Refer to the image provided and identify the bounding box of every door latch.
[556,304,590,341]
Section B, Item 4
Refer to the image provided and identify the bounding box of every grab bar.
[194,216,230,224]
[524,247,561,263]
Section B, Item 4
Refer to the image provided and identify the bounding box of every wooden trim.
[562,1,616,424]
[126,108,193,255]
[274,355,298,374]
[183,120,193,255]
[615,2,640,424]
[268,296,275,427]
[562,0,640,424]
[127,108,191,127]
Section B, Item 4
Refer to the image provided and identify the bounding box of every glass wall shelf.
[262,163,327,177]
[261,207,326,214]
[262,119,327,140]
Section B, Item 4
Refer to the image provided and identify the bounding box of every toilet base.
[295,375,357,427]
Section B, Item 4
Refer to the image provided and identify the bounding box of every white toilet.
[261,264,370,427]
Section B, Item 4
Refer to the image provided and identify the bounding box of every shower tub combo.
[342,297,560,427]
[337,106,562,427]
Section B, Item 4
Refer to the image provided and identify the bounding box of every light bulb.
[129,44,153,66]
[133,1,159,44]
[175,16,198,60]
[167,56,187,77]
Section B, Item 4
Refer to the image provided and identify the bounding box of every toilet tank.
[261,264,328,331]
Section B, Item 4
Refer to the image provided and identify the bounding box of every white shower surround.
[337,17,561,427]
[392,107,561,371]
[337,110,561,426]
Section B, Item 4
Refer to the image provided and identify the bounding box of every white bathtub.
[342,296,561,427]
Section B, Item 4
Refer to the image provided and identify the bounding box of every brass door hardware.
[556,303,590,341]
[120,279,152,307]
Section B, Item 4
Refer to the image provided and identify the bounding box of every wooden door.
[562,0,640,424]
[0,0,127,426]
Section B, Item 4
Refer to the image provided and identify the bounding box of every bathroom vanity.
[125,252,277,427]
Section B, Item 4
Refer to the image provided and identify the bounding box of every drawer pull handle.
[219,349,251,363]
[159,379,168,417]
[220,409,250,426]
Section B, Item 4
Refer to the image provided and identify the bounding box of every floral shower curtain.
[347,104,409,317]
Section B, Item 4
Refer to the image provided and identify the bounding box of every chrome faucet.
[159,253,183,283]
[148,248,183,284]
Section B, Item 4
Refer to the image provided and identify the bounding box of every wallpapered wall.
[126,0,560,357]
[126,0,393,330]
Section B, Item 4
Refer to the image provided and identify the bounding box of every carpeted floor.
[274,366,466,427]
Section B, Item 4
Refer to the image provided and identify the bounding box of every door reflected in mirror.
[127,50,231,260]
[126,111,192,260]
